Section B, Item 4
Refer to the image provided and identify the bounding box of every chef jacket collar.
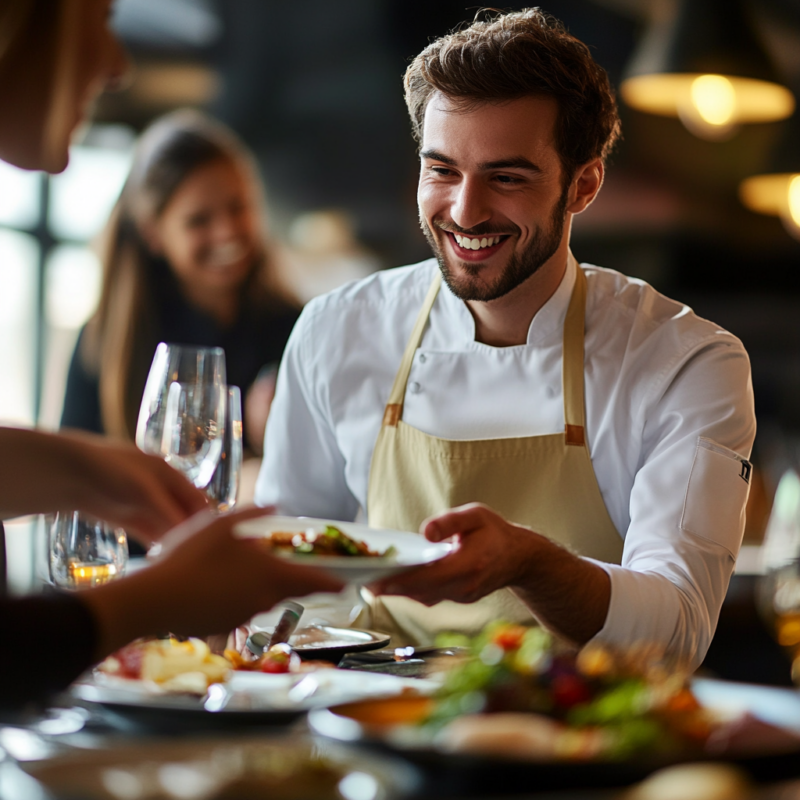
[437,251,578,349]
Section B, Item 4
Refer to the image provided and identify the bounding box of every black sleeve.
[0,593,97,710]
[60,327,103,434]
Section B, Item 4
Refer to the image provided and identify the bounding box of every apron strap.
[563,261,587,446]
[383,273,442,427]
[382,261,588,440]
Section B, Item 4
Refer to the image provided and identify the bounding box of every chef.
[255,8,755,670]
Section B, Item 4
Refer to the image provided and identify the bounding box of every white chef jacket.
[256,256,756,669]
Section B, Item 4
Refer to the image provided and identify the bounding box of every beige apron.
[362,262,624,646]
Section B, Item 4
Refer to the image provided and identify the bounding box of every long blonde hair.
[82,110,295,440]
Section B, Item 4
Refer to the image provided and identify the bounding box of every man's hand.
[369,502,612,646]
[80,506,345,658]
[369,503,537,605]
[0,427,207,545]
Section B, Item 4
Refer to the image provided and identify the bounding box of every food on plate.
[225,643,302,674]
[423,623,711,760]
[265,525,396,557]
[328,622,713,761]
[99,637,230,694]
[100,636,337,694]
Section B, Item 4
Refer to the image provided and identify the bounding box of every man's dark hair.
[404,7,621,179]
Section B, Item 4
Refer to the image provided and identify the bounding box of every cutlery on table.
[246,601,304,656]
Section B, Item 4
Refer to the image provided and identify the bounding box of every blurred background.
[2,0,800,590]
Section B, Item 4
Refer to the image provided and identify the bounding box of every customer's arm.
[0,427,207,545]
[0,507,344,710]
[80,507,344,658]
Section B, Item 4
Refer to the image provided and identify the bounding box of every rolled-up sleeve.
[588,336,756,671]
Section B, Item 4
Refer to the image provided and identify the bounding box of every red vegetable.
[257,643,298,674]
[551,673,592,710]
[491,625,526,652]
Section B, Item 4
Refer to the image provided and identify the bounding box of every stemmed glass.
[205,386,243,512]
[136,343,227,489]
[758,469,800,681]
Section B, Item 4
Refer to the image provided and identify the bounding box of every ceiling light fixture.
[620,0,795,141]
[739,109,800,241]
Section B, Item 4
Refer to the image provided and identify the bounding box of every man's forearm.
[510,532,611,645]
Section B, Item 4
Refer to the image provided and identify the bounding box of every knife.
[245,601,304,655]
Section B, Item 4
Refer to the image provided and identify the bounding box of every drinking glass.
[205,386,243,512]
[49,512,128,590]
[757,469,800,680]
[136,343,227,489]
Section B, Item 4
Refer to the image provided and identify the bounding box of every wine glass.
[757,469,800,680]
[49,512,128,589]
[136,343,227,488]
[205,386,243,512]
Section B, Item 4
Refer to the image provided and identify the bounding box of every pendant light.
[740,108,800,241]
[620,0,794,141]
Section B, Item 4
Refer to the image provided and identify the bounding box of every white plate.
[73,668,439,722]
[234,516,454,583]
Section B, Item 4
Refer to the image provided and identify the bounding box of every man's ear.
[566,158,604,215]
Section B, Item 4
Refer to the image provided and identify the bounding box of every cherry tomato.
[491,625,527,652]
[257,643,297,674]
[551,673,592,710]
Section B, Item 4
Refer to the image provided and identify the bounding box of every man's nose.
[450,178,492,231]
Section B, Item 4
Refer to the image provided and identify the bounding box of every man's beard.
[420,186,570,303]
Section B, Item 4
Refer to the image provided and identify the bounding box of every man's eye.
[495,174,522,184]
[429,166,452,176]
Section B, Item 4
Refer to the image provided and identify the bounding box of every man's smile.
[445,230,510,262]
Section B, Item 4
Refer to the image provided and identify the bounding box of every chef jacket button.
[409,381,421,394]
[419,354,427,364]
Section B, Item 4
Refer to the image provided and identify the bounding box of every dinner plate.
[71,668,439,732]
[261,625,391,663]
[234,516,453,583]
[25,734,420,800]
[308,678,800,795]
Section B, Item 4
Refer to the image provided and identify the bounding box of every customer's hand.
[80,506,345,659]
[0,427,207,545]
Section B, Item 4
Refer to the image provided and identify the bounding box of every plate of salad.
[308,622,800,793]
[234,516,454,583]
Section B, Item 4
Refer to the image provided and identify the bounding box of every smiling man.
[256,8,756,670]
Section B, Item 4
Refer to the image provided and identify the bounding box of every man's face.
[417,93,570,302]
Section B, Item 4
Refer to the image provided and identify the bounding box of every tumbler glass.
[49,512,128,590]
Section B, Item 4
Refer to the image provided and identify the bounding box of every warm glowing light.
[621,74,794,125]
[789,176,800,228]
[690,75,735,125]
[740,173,800,215]
[740,172,800,242]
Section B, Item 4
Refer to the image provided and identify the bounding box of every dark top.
[61,276,300,438]
[0,591,97,711]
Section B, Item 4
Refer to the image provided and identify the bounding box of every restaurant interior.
[3,0,800,797]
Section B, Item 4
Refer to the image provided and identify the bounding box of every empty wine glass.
[758,469,800,680]
[136,343,227,488]
[49,513,128,590]
[206,386,243,512]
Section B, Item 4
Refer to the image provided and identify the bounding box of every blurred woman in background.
[61,110,298,455]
